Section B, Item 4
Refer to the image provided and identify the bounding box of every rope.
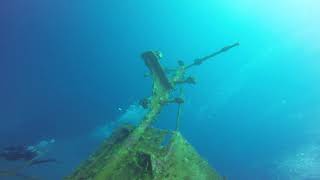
[175,87,184,131]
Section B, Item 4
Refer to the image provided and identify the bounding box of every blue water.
[1,1,320,179]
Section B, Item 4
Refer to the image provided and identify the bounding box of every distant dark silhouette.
[0,139,58,179]
[0,145,38,161]
[0,139,57,165]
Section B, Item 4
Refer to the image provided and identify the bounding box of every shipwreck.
[66,43,239,180]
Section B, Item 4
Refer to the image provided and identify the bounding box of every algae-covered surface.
[66,125,223,180]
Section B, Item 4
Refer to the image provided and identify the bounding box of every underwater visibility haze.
[1,0,320,179]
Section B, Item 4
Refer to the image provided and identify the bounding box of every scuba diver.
[0,145,36,161]
[0,139,58,179]
[0,139,57,166]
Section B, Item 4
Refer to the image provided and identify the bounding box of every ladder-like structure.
[66,43,239,180]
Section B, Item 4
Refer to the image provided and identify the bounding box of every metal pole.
[185,42,239,70]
